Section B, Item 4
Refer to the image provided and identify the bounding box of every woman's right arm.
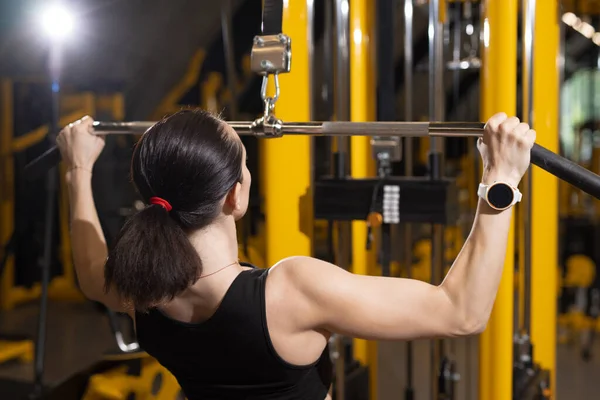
[277,195,510,340]
[57,117,130,314]
[271,112,535,340]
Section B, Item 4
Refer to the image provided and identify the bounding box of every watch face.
[487,183,514,210]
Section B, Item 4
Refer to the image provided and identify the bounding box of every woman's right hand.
[56,115,105,173]
[477,112,536,187]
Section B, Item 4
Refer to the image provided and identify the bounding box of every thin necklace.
[197,260,240,279]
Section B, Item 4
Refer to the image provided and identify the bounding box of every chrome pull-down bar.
[90,120,484,138]
[24,120,600,201]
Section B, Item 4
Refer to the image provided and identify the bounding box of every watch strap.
[477,183,487,199]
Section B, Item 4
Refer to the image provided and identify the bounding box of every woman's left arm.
[58,117,130,314]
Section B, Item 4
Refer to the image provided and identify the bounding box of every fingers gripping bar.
[24,120,600,200]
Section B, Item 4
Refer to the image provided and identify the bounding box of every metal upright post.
[403,0,415,398]
[375,0,396,281]
[451,3,461,119]
[32,41,62,400]
[333,0,351,266]
[262,0,313,267]
[349,0,378,396]
[428,0,446,398]
[529,0,559,393]
[220,0,238,119]
[516,0,536,372]
[333,0,351,397]
[478,1,518,399]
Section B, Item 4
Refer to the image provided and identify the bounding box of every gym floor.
[0,301,120,385]
[378,335,600,399]
[0,300,597,399]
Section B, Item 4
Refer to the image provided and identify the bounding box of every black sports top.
[135,265,333,400]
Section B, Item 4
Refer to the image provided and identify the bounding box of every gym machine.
[23,112,600,400]
[328,1,356,397]
[29,26,63,399]
[403,0,416,397]
[511,0,551,398]
[25,117,600,201]
[26,119,600,200]
[558,119,600,362]
[21,2,600,400]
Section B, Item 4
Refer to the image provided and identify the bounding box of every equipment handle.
[530,143,600,199]
[24,147,60,180]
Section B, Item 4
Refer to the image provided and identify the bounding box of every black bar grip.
[24,146,60,181]
[530,143,600,199]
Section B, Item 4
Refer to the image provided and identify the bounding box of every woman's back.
[135,266,333,400]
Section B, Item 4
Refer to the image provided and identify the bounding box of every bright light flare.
[41,4,74,41]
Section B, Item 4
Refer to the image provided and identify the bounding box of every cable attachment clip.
[250,34,291,137]
[370,136,403,171]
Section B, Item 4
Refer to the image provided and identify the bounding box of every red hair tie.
[149,196,173,212]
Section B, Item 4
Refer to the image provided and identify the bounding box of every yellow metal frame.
[219,54,256,111]
[349,0,378,397]
[0,79,16,310]
[0,79,35,364]
[0,340,33,365]
[261,0,313,266]
[96,93,126,121]
[478,1,518,399]
[530,0,559,393]
[0,84,106,310]
[201,72,224,114]
[82,356,182,400]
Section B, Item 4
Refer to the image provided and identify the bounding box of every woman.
[57,109,535,400]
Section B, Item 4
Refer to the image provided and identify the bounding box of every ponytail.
[104,204,201,312]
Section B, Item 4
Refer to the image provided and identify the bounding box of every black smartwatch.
[477,182,522,211]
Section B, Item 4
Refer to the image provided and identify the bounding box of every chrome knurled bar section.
[92,120,485,137]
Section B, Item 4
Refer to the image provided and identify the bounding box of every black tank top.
[135,265,333,400]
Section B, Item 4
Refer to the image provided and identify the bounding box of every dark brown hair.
[104,109,244,311]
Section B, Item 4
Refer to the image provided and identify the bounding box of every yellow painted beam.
[478,1,517,399]
[0,340,33,363]
[150,49,206,120]
[531,0,559,394]
[350,0,377,397]
[201,73,224,114]
[11,109,93,153]
[261,0,312,266]
[96,93,126,121]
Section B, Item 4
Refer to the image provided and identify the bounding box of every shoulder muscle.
[270,256,472,340]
